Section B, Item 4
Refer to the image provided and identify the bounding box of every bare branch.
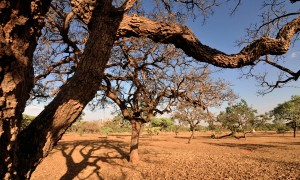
[118,15,300,68]
[265,58,297,76]
[50,4,80,53]
[257,12,300,33]
[34,57,75,83]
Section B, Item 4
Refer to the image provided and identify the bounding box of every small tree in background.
[99,115,131,133]
[255,113,273,131]
[21,115,36,130]
[151,117,175,132]
[217,99,257,139]
[272,95,300,138]
[172,66,236,143]
[173,105,212,143]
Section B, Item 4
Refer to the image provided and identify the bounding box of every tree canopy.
[217,99,257,138]
[1,0,300,178]
[272,95,300,137]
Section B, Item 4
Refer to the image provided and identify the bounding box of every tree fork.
[1,0,123,178]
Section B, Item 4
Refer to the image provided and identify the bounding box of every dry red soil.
[31,132,300,180]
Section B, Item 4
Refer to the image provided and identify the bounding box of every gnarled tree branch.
[118,15,300,68]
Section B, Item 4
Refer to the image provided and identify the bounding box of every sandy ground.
[31,131,300,180]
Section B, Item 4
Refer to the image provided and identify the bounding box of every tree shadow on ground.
[55,139,128,180]
[174,134,217,139]
[268,141,300,146]
[245,156,300,172]
[203,142,280,151]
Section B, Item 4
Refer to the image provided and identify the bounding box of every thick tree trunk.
[129,120,142,163]
[1,1,123,179]
[0,1,51,179]
[14,2,123,178]
[188,128,195,144]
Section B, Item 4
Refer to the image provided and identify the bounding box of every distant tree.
[272,95,300,138]
[151,117,175,131]
[217,99,257,139]
[172,66,236,143]
[21,115,36,130]
[274,121,290,134]
[255,113,273,131]
[112,114,131,129]
[173,105,212,143]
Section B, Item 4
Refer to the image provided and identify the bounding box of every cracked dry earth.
[31,132,300,180]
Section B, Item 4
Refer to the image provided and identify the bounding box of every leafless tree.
[98,37,197,163]
[1,0,300,178]
[173,105,211,143]
[172,67,236,143]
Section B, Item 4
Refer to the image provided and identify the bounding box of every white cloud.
[291,52,300,58]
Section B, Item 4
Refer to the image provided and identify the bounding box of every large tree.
[272,95,300,138]
[99,37,197,163]
[0,1,52,179]
[1,0,300,178]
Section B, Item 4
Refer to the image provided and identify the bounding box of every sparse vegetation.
[2,0,300,178]
[21,114,36,130]
[271,95,300,137]
[216,99,257,139]
[31,132,300,179]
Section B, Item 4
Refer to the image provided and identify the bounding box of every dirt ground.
[31,131,300,180]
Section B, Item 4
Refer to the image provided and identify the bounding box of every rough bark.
[0,1,52,179]
[1,0,123,178]
[16,1,123,178]
[118,15,300,68]
[129,120,142,163]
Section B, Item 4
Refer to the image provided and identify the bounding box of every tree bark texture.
[0,1,51,179]
[118,15,300,68]
[1,0,124,179]
[1,0,300,178]
[129,120,142,163]
[15,1,123,178]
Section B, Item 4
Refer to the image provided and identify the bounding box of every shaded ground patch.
[31,132,300,179]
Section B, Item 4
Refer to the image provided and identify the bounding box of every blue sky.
[24,1,300,119]
[185,1,300,114]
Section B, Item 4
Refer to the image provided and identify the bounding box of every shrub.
[275,122,290,134]
[99,127,113,136]
[151,117,174,132]
[67,121,101,134]
[22,114,35,130]
[101,120,131,133]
